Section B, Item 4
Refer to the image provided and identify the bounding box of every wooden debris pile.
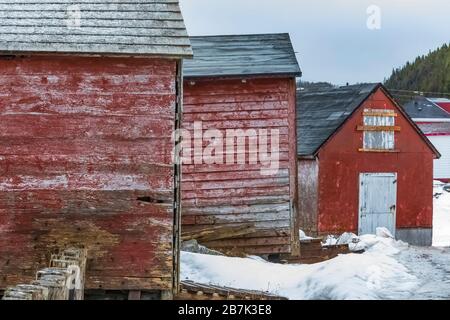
[182,223,257,257]
[2,248,87,300]
[279,238,357,264]
[176,281,287,300]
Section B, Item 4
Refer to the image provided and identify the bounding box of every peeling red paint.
[181,77,299,255]
[315,88,434,235]
[0,56,178,291]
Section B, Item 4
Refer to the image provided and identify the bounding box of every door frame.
[358,172,398,236]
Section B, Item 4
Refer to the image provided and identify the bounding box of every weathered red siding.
[316,88,434,235]
[182,77,299,255]
[0,56,179,291]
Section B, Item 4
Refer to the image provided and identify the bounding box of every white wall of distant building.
[428,135,450,181]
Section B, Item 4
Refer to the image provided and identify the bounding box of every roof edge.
[308,83,382,157]
[184,71,301,80]
[0,50,193,59]
[185,32,302,78]
[189,32,292,39]
[380,86,442,159]
[303,83,442,159]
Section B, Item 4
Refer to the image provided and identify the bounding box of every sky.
[179,0,450,85]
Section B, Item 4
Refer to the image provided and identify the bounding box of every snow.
[376,226,394,239]
[181,182,450,300]
[181,234,419,299]
[182,233,450,299]
[299,229,314,240]
[433,181,450,247]
[322,232,360,247]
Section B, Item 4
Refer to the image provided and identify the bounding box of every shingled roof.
[297,83,441,158]
[184,33,301,78]
[403,96,450,119]
[0,0,193,57]
[297,83,379,156]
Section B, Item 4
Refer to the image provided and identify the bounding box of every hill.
[384,43,450,98]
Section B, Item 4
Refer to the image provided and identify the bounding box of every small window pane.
[364,131,394,149]
[363,110,395,150]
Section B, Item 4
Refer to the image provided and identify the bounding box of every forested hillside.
[385,43,450,94]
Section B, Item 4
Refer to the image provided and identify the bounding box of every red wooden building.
[0,1,192,299]
[182,34,302,256]
[297,84,440,246]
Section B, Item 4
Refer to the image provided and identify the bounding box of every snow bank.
[323,232,359,247]
[433,183,450,247]
[181,234,418,300]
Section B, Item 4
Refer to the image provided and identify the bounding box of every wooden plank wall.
[297,159,319,236]
[182,77,298,255]
[0,56,178,292]
[316,88,434,235]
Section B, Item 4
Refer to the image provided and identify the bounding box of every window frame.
[358,109,399,152]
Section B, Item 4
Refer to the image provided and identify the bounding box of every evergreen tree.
[384,43,450,95]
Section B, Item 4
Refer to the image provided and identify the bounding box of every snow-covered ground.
[433,181,450,247]
[181,183,450,300]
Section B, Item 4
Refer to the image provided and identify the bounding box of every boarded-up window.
[363,109,395,150]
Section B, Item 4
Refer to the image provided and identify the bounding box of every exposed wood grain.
[177,280,287,300]
[297,159,319,236]
[0,56,178,292]
[181,77,296,255]
[0,1,193,57]
[356,125,401,132]
[358,148,400,153]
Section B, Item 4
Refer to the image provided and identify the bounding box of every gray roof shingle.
[0,0,193,57]
[184,33,301,78]
[403,96,450,119]
[297,83,379,156]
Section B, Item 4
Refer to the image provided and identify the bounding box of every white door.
[358,173,397,236]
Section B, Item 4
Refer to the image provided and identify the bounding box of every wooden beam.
[358,148,400,153]
[363,111,397,117]
[356,125,401,132]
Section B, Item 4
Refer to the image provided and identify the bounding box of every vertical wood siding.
[182,77,298,255]
[297,159,319,236]
[315,88,434,235]
[358,173,397,236]
[0,56,178,291]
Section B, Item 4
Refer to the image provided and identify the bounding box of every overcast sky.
[179,0,450,85]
